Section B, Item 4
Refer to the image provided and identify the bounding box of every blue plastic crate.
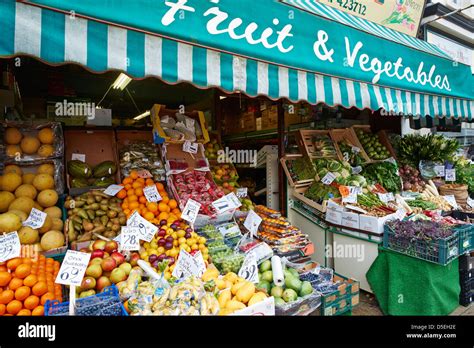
[45,285,128,316]
[453,224,474,255]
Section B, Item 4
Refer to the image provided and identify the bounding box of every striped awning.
[1,1,472,120]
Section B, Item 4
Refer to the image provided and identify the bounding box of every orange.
[124,184,132,191]
[15,286,31,301]
[156,183,165,191]
[117,189,127,199]
[37,274,46,282]
[145,179,155,186]
[144,212,155,221]
[128,195,138,203]
[139,196,147,204]
[169,199,178,209]
[32,305,44,316]
[135,188,144,197]
[46,266,53,274]
[6,258,22,271]
[40,292,55,305]
[131,182,142,190]
[24,295,40,310]
[122,177,133,185]
[147,202,158,213]
[127,189,135,197]
[158,212,169,221]
[161,196,170,205]
[172,208,181,215]
[0,303,5,315]
[15,264,31,279]
[32,281,48,297]
[6,300,22,315]
[0,271,12,286]
[54,261,60,271]
[8,278,23,291]
[129,202,139,210]
[122,202,129,210]
[0,265,7,272]
[136,178,145,185]
[22,258,32,265]
[17,309,31,316]
[123,209,131,216]
[0,289,14,304]
[158,202,168,212]
[130,171,139,180]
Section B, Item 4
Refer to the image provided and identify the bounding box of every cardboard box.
[240,112,256,132]
[325,201,344,225]
[87,108,112,126]
[359,212,398,235]
[341,211,360,229]
[261,105,278,130]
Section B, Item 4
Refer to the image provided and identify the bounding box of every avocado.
[299,281,313,297]
[285,275,302,293]
[282,288,298,303]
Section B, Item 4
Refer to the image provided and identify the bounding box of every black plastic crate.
[460,277,473,293]
[460,290,473,307]
[459,254,474,272]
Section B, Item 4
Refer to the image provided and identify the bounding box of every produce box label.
[0,232,21,263]
[238,252,259,283]
[55,250,91,286]
[127,211,158,242]
[236,187,248,198]
[341,211,360,229]
[119,226,140,251]
[183,141,198,154]
[172,249,205,278]
[443,195,458,209]
[434,165,445,177]
[244,210,262,237]
[103,184,124,196]
[321,172,337,185]
[71,153,86,162]
[23,208,47,229]
[445,169,456,182]
[181,199,202,225]
[144,185,162,202]
[225,192,242,209]
[212,196,233,214]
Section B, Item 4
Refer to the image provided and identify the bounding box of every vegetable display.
[363,162,401,193]
[312,135,337,158]
[287,157,316,181]
[399,164,426,192]
[337,140,365,166]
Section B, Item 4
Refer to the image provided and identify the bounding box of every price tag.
[143,185,162,203]
[103,184,124,196]
[434,165,445,177]
[191,250,206,277]
[127,211,158,242]
[218,223,241,237]
[467,197,474,209]
[137,169,153,179]
[351,166,362,175]
[445,169,456,182]
[0,232,21,262]
[212,196,232,214]
[172,249,205,279]
[377,193,395,204]
[243,210,262,237]
[342,193,358,204]
[321,172,337,185]
[23,208,47,229]
[395,209,406,220]
[181,199,201,224]
[236,187,248,198]
[183,141,198,154]
[351,146,361,153]
[71,153,86,162]
[238,252,259,283]
[55,250,91,286]
[443,195,458,209]
[225,192,242,209]
[120,226,140,251]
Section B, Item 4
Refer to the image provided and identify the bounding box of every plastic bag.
[275,291,321,316]
[419,160,443,180]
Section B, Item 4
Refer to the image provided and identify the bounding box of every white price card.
[119,226,140,251]
[23,208,47,229]
[0,232,21,263]
[236,187,248,198]
[172,249,205,279]
[434,165,445,177]
[71,153,86,162]
[225,192,242,209]
[238,252,259,283]
[351,166,362,175]
[181,199,201,224]
[395,209,406,220]
[127,211,158,242]
[103,184,124,196]
[351,146,361,153]
[244,210,262,237]
[212,196,232,214]
[377,193,395,204]
[144,185,162,203]
[191,250,206,277]
[445,169,456,182]
[467,197,474,209]
[55,250,91,286]
[342,193,358,204]
[443,195,458,209]
[321,172,337,185]
[183,141,198,154]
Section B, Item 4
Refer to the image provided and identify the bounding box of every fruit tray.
[280,155,315,188]
[329,128,371,165]
[349,125,397,162]
[45,285,128,316]
[296,130,343,161]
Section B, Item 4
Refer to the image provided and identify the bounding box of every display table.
[367,248,461,316]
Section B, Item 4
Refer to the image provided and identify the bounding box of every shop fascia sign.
[27,0,473,99]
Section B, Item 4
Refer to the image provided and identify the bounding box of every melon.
[37,164,55,176]
[38,215,53,234]
[8,197,35,215]
[5,127,22,145]
[1,172,22,192]
[6,145,22,158]
[20,136,41,155]
[37,189,58,208]
[44,206,62,219]
[0,192,15,213]
[38,128,54,145]
[37,145,55,157]
[8,209,28,222]
[4,165,22,176]
[22,173,36,185]
[14,184,37,200]
[0,212,22,233]
[40,230,65,251]
[32,174,55,191]
[51,218,64,231]
[18,226,39,244]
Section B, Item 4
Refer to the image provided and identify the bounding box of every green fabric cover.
[367,248,460,316]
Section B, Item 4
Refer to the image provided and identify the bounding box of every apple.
[101,257,117,272]
[90,250,105,260]
[80,276,96,291]
[96,276,112,292]
[110,251,125,266]
[103,252,110,258]
[79,289,96,298]
[92,240,107,251]
[85,264,102,279]
[102,271,112,278]
[119,262,132,276]
[104,241,119,254]
[129,253,140,267]
[110,268,127,284]
[90,258,103,265]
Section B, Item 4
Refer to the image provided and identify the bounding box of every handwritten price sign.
[0,232,21,262]
[127,211,158,242]
[55,250,91,286]
[181,199,201,224]
[23,208,47,229]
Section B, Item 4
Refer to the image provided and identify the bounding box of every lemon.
[148,249,158,256]
[177,230,185,238]
[199,244,206,251]
[180,244,187,250]
[186,238,195,246]
[157,246,165,254]
[191,244,199,251]
[178,237,186,245]
[199,237,207,244]
[171,232,178,240]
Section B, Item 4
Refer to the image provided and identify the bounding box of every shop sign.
[427,30,473,72]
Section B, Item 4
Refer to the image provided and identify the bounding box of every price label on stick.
[225,192,242,209]
[244,210,262,237]
[23,208,47,229]
[236,187,248,198]
[238,252,259,283]
[120,227,140,251]
[0,232,21,263]
[127,211,158,242]
[55,250,91,286]
[104,184,124,196]
[434,165,445,177]
[172,249,204,279]
[212,196,232,214]
[445,169,456,182]
[321,172,337,185]
[143,185,162,202]
[181,199,201,224]
[183,141,198,154]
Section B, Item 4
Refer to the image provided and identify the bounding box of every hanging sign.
[244,210,262,237]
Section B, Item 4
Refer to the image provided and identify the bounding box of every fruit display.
[0,255,62,316]
[2,124,63,161]
[118,170,180,223]
[67,160,118,188]
[204,138,220,161]
[311,134,337,158]
[119,141,165,182]
[211,164,239,194]
[337,140,365,166]
[399,164,426,192]
[355,129,391,160]
[65,190,126,242]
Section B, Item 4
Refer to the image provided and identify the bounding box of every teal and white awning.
[0,1,472,120]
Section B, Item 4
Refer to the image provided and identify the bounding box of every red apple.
[90,250,105,260]
[92,240,106,251]
[104,241,119,254]
[96,276,112,292]
[110,251,125,266]
[80,276,96,291]
[129,253,140,267]
[101,256,117,272]
[85,264,102,279]
[110,268,127,284]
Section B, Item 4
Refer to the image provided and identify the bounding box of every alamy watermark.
[325,242,365,262]
[55,100,96,119]
[18,323,56,341]
[217,147,257,167]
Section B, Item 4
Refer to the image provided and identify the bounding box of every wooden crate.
[330,128,371,163]
[280,154,315,188]
[291,185,328,213]
[350,125,397,161]
[297,130,343,161]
